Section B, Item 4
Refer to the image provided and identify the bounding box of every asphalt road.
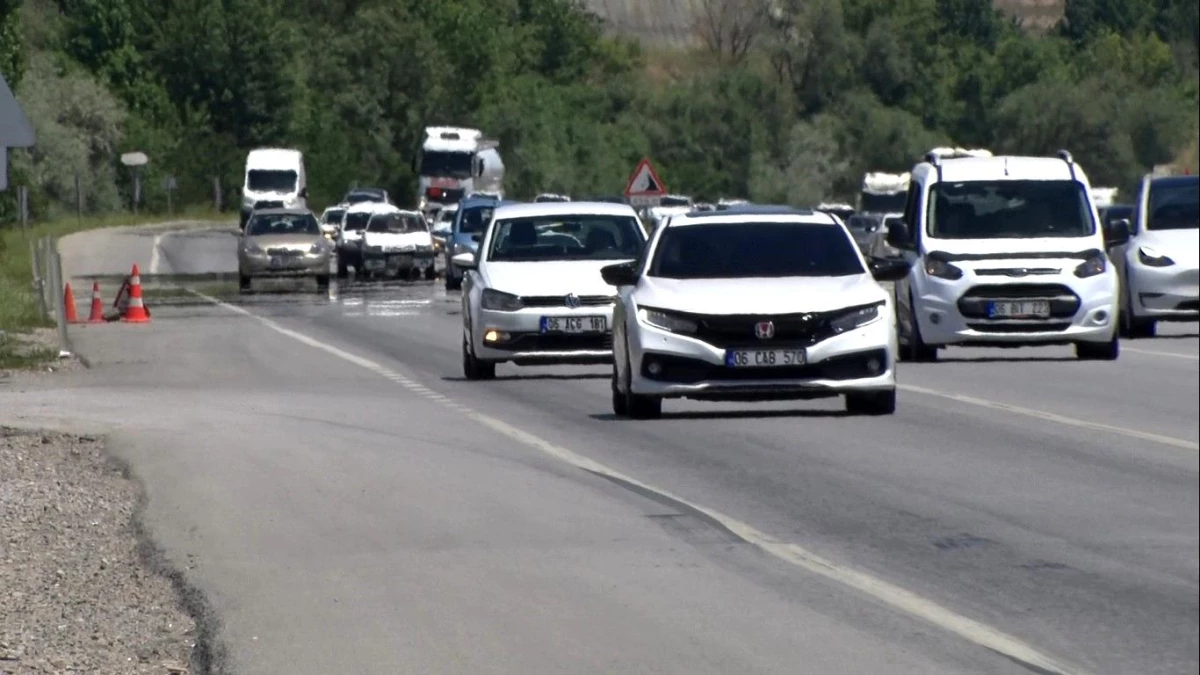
[14,224,1196,675]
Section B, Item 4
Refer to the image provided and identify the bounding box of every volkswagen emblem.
[564,293,581,309]
[754,321,775,339]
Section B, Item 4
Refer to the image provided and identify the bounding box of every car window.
[486,214,644,262]
[649,222,864,279]
[458,206,495,234]
[927,180,1094,239]
[247,213,320,236]
[323,209,345,224]
[246,169,297,192]
[342,211,373,232]
[367,213,427,234]
[1147,179,1198,231]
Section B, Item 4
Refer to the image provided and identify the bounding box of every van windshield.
[247,169,297,193]
[420,151,473,178]
[927,180,1094,239]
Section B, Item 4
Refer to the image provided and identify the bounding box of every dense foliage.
[0,0,1196,220]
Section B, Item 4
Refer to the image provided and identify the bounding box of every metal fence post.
[51,245,70,355]
[29,237,47,320]
[40,236,54,320]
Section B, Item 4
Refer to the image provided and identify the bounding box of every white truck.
[414,126,504,218]
[240,148,308,231]
[859,171,910,215]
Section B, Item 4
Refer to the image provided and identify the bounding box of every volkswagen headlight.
[481,289,523,312]
[1073,251,1107,278]
[1137,246,1175,267]
[639,307,699,334]
[829,302,882,334]
[923,258,964,280]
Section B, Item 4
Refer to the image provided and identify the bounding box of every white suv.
[885,150,1124,361]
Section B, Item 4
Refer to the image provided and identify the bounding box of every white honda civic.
[453,201,648,379]
[603,207,913,419]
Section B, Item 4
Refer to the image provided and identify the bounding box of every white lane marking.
[1121,346,1199,361]
[898,384,1198,451]
[149,233,165,274]
[186,288,1086,675]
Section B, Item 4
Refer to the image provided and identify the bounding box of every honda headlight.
[1137,246,1175,267]
[1073,251,1107,278]
[481,289,523,312]
[829,302,883,334]
[923,258,964,280]
[639,308,699,334]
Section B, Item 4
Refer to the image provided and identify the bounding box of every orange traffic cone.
[121,264,150,323]
[87,282,105,323]
[63,283,80,323]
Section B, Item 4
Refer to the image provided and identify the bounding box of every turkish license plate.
[987,300,1051,318]
[540,316,606,334]
[725,348,807,368]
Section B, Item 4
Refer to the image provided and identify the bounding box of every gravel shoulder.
[0,426,198,674]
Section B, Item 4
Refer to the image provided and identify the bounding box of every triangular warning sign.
[623,158,667,197]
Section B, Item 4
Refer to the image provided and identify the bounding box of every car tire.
[424,265,436,281]
[238,274,251,293]
[1075,335,1119,360]
[1119,292,1156,338]
[336,253,349,279]
[315,274,330,293]
[462,336,495,380]
[845,389,897,415]
[611,363,629,416]
[902,290,939,362]
[621,346,662,419]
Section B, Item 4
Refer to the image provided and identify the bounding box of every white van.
[241,148,308,230]
[886,149,1125,361]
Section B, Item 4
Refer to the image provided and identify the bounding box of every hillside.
[584,0,1066,46]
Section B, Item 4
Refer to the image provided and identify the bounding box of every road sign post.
[623,157,667,209]
[120,151,149,215]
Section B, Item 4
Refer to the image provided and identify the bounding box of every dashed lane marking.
[149,233,165,274]
[898,384,1199,451]
[1121,346,1199,361]
[186,288,1089,675]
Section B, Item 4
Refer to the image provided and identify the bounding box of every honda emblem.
[754,321,775,339]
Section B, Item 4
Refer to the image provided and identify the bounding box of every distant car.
[238,207,332,293]
[1109,174,1199,337]
[845,213,884,253]
[603,207,910,419]
[453,201,648,379]
[443,195,521,291]
[534,193,571,203]
[343,187,390,206]
[360,209,437,281]
[659,194,693,208]
[430,204,457,254]
[319,204,347,238]
[336,201,401,278]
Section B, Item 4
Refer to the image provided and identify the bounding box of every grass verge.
[0,207,227,368]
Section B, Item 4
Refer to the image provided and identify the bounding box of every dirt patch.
[0,328,84,378]
[0,428,196,674]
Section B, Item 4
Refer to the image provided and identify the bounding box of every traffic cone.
[121,264,150,323]
[63,283,79,323]
[87,282,105,323]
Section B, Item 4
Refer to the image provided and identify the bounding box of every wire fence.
[585,0,705,48]
[1,174,230,231]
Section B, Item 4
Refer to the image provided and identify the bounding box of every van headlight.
[639,307,699,334]
[481,289,523,311]
[923,258,964,280]
[1137,246,1175,267]
[1073,251,1108,278]
[829,302,883,334]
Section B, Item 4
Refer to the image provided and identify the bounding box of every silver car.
[238,207,333,293]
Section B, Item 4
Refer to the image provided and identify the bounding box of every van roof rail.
[1057,149,1077,181]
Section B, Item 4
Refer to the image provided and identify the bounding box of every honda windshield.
[1146,178,1198,231]
[649,222,865,279]
[246,170,297,193]
[927,180,1094,239]
[487,215,644,262]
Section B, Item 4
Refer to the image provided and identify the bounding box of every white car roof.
[917,155,1091,185]
[490,201,640,220]
[346,201,401,215]
[667,211,841,228]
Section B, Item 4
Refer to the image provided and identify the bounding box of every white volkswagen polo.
[603,207,912,419]
[453,201,648,379]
